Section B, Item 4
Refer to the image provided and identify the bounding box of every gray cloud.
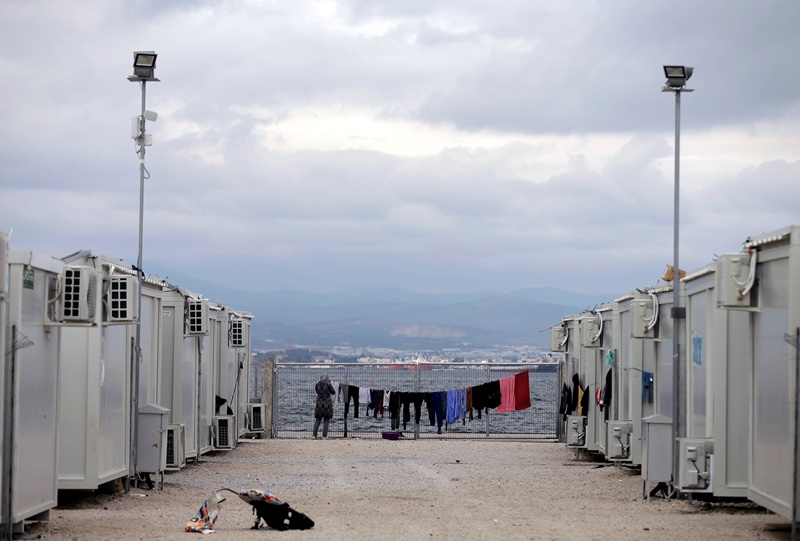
[1,0,799,297]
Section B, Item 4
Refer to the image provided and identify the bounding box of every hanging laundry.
[497,376,516,413]
[642,371,654,403]
[343,385,360,418]
[446,389,459,424]
[514,370,531,411]
[560,383,572,419]
[601,369,613,421]
[576,385,585,416]
[570,374,581,412]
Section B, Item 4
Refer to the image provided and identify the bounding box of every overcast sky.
[2,0,799,296]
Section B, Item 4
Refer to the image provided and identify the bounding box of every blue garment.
[457,388,467,422]
[446,389,459,424]
[642,371,653,403]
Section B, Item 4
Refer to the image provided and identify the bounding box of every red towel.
[514,370,531,411]
[497,376,516,412]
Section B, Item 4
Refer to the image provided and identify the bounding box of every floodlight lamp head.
[132,51,157,79]
[663,65,693,88]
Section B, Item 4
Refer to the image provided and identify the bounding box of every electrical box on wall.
[607,421,632,460]
[185,298,208,335]
[60,266,98,322]
[677,438,713,491]
[632,295,656,338]
[106,275,138,322]
[550,325,567,352]
[716,253,753,308]
[581,315,601,347]
[566,415,586,447]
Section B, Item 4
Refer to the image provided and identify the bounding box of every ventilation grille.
[212,416,236,450]
[185,299,208,335]
[248,404,265,432]
[107,275,137,322]
[166,424,186,469]
[229,318,244,347]
[60,267,97,322]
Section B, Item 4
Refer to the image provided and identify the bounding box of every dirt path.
[29,438,791,540]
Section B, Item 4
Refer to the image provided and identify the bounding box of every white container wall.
[55,253,163,489]
[160,288,206,461]
[744,226,800,519]
[230,312,253,436]
[3,250,62,527]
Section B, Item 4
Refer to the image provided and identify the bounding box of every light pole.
[662,65,693,456]
[127,51,159,486]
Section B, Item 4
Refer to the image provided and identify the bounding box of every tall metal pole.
[671,88,682,447]
[132,80,147,481]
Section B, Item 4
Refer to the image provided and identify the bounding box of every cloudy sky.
[2,0,799,296]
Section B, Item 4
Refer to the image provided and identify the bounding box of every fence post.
[261,357,275,438]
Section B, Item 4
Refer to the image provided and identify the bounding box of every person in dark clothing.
[313,374,335,438]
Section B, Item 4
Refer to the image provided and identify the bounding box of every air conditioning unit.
[550,326,567,352]
[606,421,632,460]
[185,299,208,335]
[212,415,237,450]
[566,415,586,448]
[229,318,245,347]
[247,403,266,432]
[166,424,186,470]
[677,438,713,491]
[716,253,753,308]
[632,295,657,338]
[60,266,98,322]
[107,275,138,322]
[581,316,601,347]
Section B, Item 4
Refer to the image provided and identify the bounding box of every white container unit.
[580,309,605,453]
[612,290,660,466]
[159,287,210,462]
[57,253,163,490]
[675,265,751,497]
[229,311,253,437]
[563,315,587,449]
[208,304,238,450]
[589,303,617,459]
[2,248,62,530]
[731,225,800,520]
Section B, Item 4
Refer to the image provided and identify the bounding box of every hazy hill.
[146,265,614,350]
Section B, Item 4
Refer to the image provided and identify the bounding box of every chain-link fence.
[272,362,558,439]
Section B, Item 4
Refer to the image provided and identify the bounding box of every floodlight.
[663,65,693,88]
[131,51,158,80]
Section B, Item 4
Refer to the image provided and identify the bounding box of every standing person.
[313,374,335,438]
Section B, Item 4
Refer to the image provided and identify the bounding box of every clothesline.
[328,371,532,432]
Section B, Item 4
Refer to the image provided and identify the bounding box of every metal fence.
[272,362,559,439]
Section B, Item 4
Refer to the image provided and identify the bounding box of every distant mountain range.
[147,265,614,351]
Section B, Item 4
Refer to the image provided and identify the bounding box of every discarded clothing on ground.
[185,488,314,533]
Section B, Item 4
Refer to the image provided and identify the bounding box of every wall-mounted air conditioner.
[677,438,713,491]
[550,325,567,352]
[185,299,208,335]
[566,415,586,447]
[60,266,98,322]
[581,315,601,348]
[106,275,138,322]
[229,318,245,347]
[212,415,237,450]
[716,253,754,308]
[166,424,186,470]
[247,403,266,432]
[606,421,632,460]
[632,294,657,338]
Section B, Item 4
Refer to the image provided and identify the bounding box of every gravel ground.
[26,438,792,541]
